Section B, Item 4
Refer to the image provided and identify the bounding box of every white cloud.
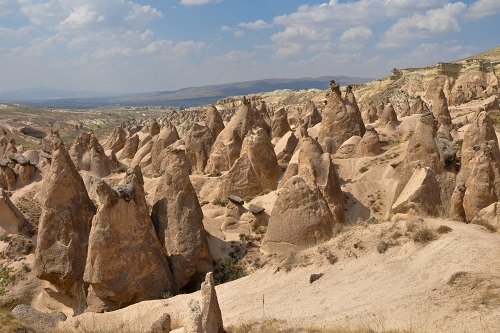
[213,50,255,62]
[220,25,232,32]
[340,26,372,43]
[238,19,272,30]
[377,2,466,49]
[179,0,219,6]
[465,0,500,19]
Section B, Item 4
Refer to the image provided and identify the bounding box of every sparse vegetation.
[0,264,15,296]
[377,241,394,254]
[318,246,338,265]
[437,225,453,234]
[208,171,222,177]
[213,256,246,285]
[471,219,497,233]
[283,251,297,273]
[359,166,369,173]
[212,197,228,207]
[412,226,436,243]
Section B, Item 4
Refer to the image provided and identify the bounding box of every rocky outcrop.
[151,124,180,174]
[84,166,173,312]
[185,122,215,174]
[201,272,224,333]
[356,125,381,156]
[117,134,139,160]
[151,148,212,291]
[205,97,265,173]
[394,112,442,201]
[69,132,112,177]
[318,80,365,153]
[303,100,322,128]
[410,96,428,115]
[34,132,96,315]
[274,131,299,165]
[400,99,410,117]
[205,105,225,140]
[298,136,344,224]
[219,127,279,199]
[431,88,452,127]
[450,182,466,221]
[392,166,442,216]
[271,107,291,139]
[261,176,334,254]
[104,125,127,153]
[462,142,500,221]
[0,187,26,234]
[379,103,398,124]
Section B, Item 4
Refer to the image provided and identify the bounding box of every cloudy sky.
[0,0,499,93]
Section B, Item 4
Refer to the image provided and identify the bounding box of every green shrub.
[359,166,369,173]
[437,225,453,234]
[0,265,15,296]
[212,197,228,207]
[213,256,245,285]
[412,227,436,243]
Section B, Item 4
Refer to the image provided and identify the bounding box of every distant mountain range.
[0,76,372,109]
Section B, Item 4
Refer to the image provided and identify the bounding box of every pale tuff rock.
[257,100,272,137]
[303,100,322,128]
[336,136,361,158]
[150,124,180,174]
[410,96,428,115]
[34,131,96,315]
[151,148,213,291]
[394,112,442,202]
[261,176,334,255]
[205,97,265,173]
[318,80,365,153]
[84,166,173,312]
[69,132,112,177]
[379,103,398,124]
[450,182,466,222]
[431,88,452,127]
[0,187,26,234]
[344,85,366,134]
[103,125,128,153]
[472,202,499,229]
[274,131,299,165]
[462,142,500,221]
[391,166,442,216]
[271,107,291,139]
[0,163,16,190]
[219,127,279,199]
[356,125,381,156]
[185,122,215,174]
[298,136,345,224]
[184,299,203,333]
[0,136,17,158]
[118,133,139,160]
[149,118,161,136]
[201,272,224,333]
[482,95,500,111]
[400,99,410,117]
[205,104,225,140]
[131,139,153,168]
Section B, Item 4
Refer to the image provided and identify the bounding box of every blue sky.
[0,0,499,93]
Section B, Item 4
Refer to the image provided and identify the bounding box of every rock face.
[261,176,334,254]
[410,96,428,115]
[205,98,264,173]
[303,100,322,127]
[271,107,291,139]
[379,103,398,124]
[356,126,381,156]
[151,124,180,174]
[185,122,215,174]
[394,112,442,202]
[104,125,128,153]
[400,99,410,117]
[205,105,225,140]
[274,131,299,165]
[118,134,139,160]
[151,148,212,292]
[318,80,365,153]
[201,272,224,333]
[298,136,345,224]
[392,166,442,216]
[34,132,96,315]
[431,88,452,127]
[84,166,173,312]
[461,142,500,221]
[0,188,25,233]
[69,132,112,177]
[219,127,279,199]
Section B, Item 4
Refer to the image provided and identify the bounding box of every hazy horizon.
[1,0,499,94]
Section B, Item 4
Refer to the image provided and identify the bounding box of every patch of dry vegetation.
[0,309,35,333]
[227,318,413,333]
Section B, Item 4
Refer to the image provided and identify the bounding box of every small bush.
[208,171,222,177]
[412,227,436,243]
[359,166,369,173]
[366,217,379,224]
[377,241,392,254]
[283,252,297,273]
[213,256,245,285]
[0,265,15,296]
[0,233,11,242]
[161,291,172,299]
[391,231,403,239]
[212,197,228,207]
[437,225,453,234]
[472,219,497,233]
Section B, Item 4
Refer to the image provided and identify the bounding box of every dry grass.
[226,318,413,333]
[0,309,35,333]
[471,219,497,233]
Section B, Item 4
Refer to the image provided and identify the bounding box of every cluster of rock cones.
[0,69,499,331]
